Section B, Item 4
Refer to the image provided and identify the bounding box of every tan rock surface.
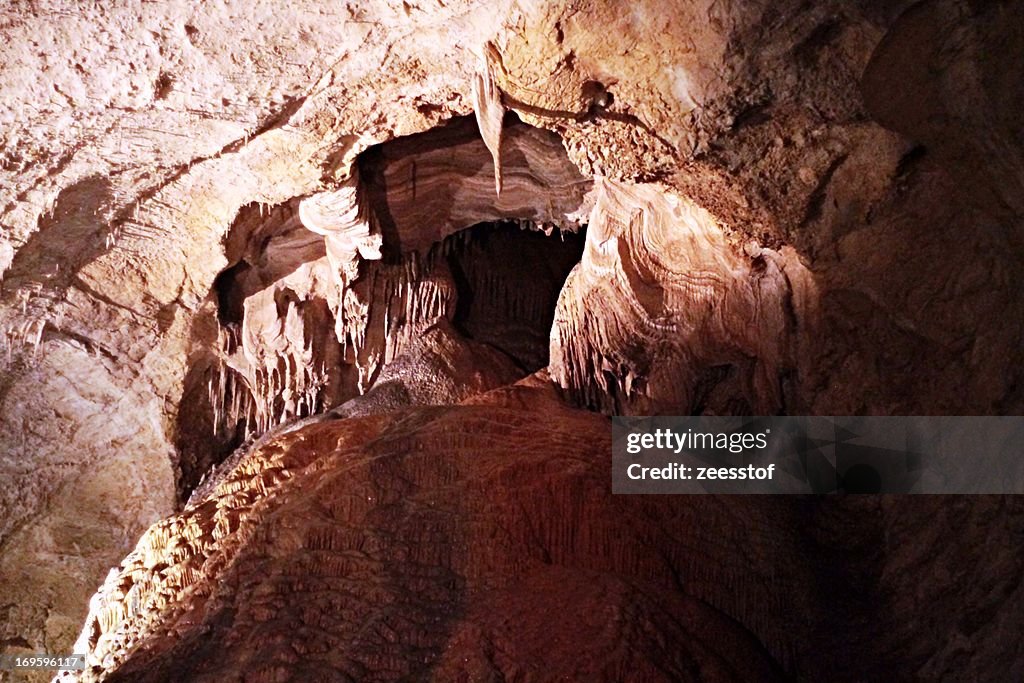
[0,0,1020,679]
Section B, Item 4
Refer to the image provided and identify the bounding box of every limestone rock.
[0,0,1020,679]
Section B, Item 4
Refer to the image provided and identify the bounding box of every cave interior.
[0,1,1023,681]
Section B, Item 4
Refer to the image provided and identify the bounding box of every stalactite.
[472,44,506,195]
[207,317,330,440]
[299,166,383,282]
[205,135,585,444]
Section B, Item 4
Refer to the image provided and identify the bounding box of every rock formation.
[0,0,1022,681]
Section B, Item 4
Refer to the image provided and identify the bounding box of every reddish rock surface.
[67,378,788,681]
[63,378,1024,681]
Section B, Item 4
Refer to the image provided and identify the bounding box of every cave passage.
[437,220,586,372]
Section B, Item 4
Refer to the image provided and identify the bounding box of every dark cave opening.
[212,259,251,325]
[433,220,586,372]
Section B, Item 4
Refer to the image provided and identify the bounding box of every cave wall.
[1,0,1023,678]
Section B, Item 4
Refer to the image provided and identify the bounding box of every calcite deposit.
[0,0,1022,681]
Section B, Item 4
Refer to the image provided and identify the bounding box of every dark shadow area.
[441,221,585,372]
[213,260,251,325]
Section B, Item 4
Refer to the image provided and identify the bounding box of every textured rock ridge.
[58,381,1024,682]
[60,381,790,683]
[550,178,808,415]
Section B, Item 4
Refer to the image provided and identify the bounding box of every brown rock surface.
[60,381,790,682]
[58,381,1024,682]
